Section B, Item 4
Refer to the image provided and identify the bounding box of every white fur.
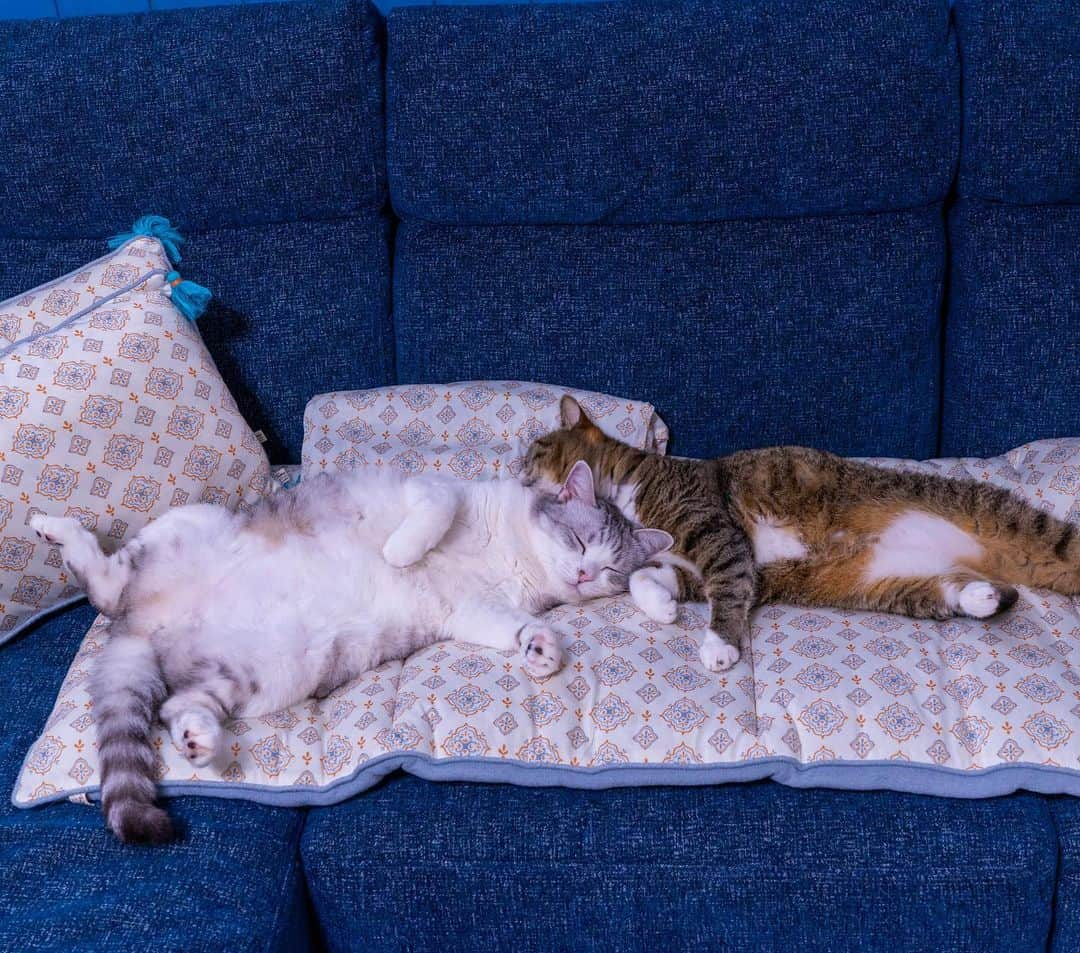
[610,480,638,523]
[751,517,808,565]
[46,470,662,771]
[700,631,740,672]
[944,580,1003,619]
[630,564,679,623]
[864,510,983,581]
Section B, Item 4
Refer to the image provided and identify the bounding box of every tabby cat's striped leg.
[699,539,756,672]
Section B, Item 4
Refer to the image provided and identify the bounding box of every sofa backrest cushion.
[387,0,959,459]
[943,0,1079,457]
[0,0,392,462]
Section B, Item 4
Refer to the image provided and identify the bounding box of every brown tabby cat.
[524,396,1080,672]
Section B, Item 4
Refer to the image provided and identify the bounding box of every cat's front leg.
[382,479,460,568]
[447,600,564,678]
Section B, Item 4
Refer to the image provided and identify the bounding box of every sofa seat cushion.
[302,773,1055,952]
[0,603,310,953]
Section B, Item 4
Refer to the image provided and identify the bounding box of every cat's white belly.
[864,510,983,581]
[751,517,809,564]
[151,503,454,714]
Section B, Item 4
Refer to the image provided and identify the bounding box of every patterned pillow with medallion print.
[13,438,1080,811]
[0,236,272,644]
[301,381,669,480]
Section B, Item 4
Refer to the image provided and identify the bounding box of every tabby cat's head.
[525,395,634,494]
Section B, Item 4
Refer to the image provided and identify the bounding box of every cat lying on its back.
[525,397,1080,674]
[32,461,672,845]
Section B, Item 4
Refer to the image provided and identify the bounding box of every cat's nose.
[577,568,595,584]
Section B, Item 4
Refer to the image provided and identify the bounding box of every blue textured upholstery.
[945,201,1080,456]
[1051,799,1080,952]
[388,0,957,224]
[0,0,391,461]
[942,0,1079,456]
[955,0,1078,205]
[393,213,944,458]
[388,0,957,458]
[1,0,1077,948]
[0,603,311,952]
[302,774,1056,952]
[0,0,590,21]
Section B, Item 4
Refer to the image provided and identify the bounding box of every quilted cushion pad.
[13,438,1080,810]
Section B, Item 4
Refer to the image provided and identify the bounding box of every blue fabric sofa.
[0,0,1076,949]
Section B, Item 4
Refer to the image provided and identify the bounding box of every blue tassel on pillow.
[107,215,185,265]
[162,271,212,322]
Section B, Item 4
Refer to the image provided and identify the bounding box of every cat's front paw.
[630,569,678,624]
[521,626,563,678]
[381,529,427,568]
[700,632,739,672]
[168,709,222,768]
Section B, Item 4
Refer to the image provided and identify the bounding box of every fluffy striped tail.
[89,631,173,844]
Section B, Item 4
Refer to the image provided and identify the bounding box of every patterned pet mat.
[13,439,1080,808]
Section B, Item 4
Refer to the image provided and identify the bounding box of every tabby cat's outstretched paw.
[700,631,739,672]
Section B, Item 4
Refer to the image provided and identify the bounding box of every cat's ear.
[558,460,596,506]
[634,528,674,556]
[560,395,590,430]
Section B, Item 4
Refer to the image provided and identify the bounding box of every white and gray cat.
[31,461,672,844]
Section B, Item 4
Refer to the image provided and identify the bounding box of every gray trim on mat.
[14,749,1080,811]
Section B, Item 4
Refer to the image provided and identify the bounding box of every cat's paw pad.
[30,514,71,546]
[171,710,222,768]
[700,636,739,672]
[959,581,1018,619]
[523,627,563,678]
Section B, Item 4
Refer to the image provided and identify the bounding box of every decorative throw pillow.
[301,381,669,479]
[0,229,272,643]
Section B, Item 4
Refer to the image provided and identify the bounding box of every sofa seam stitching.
[263,810,308,953]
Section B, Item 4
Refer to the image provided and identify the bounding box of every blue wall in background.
[0,0,570,17]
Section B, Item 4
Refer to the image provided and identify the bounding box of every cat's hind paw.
[167,708,222,768]
[30,514,80,547]
[522,626,563,678]
[957,580,1019,619]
